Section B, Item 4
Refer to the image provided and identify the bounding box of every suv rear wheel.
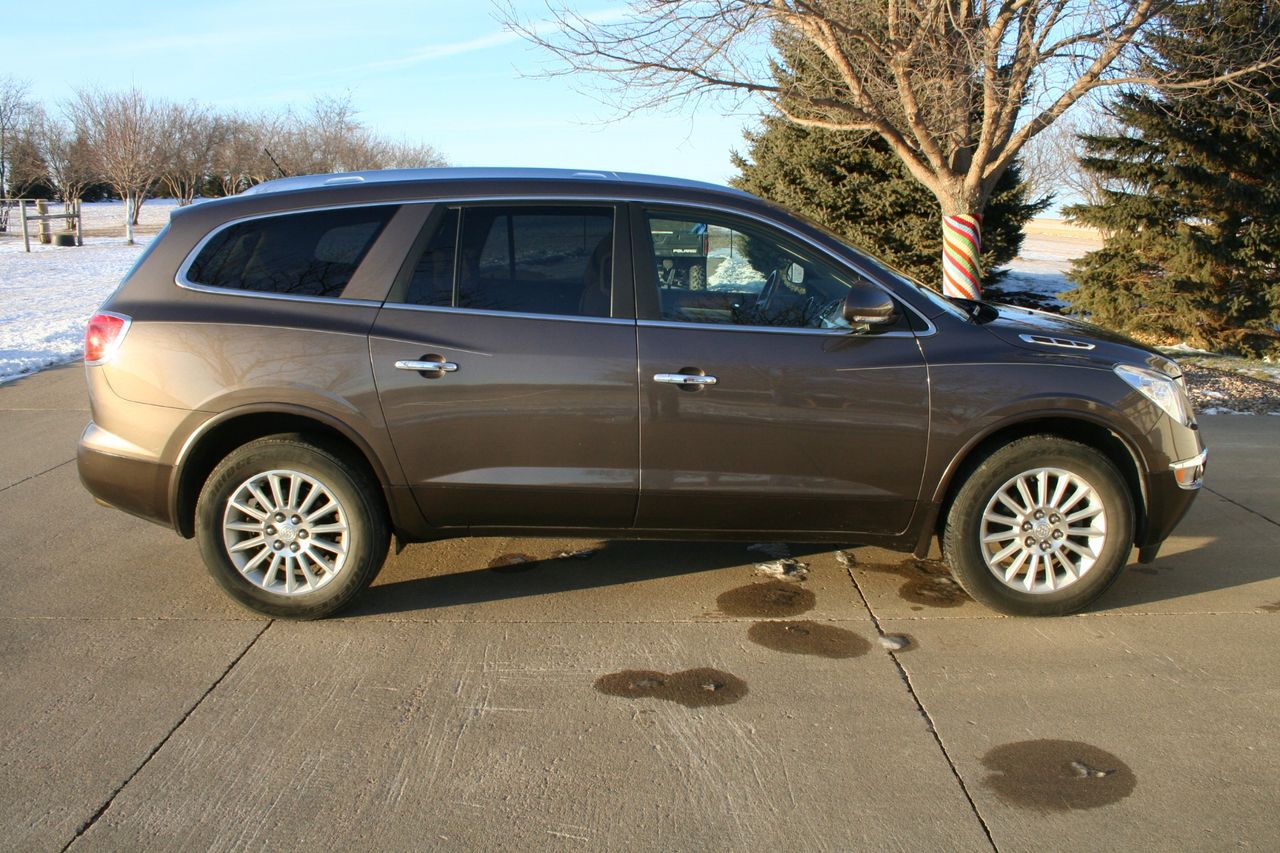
[942,436,1134,616]
[195,435,389,619]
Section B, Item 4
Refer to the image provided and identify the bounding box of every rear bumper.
[77,423,175,530]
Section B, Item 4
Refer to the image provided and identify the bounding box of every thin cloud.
[368,30,522,70]
[370,6,629,72]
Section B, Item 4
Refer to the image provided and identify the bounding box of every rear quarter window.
[185,206,397,298]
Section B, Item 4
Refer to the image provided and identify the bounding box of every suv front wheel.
[195,435,389,619]
[943,436,1134,616]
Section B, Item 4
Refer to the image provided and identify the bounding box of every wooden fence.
[0,199,83,252]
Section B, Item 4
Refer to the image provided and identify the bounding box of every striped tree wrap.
[942,214,983,299]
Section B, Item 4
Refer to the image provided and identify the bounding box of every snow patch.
[0,236,154,383]
[754,559,809,581]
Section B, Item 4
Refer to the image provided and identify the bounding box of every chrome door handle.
[654,373,717,386]
[395,359,458,373]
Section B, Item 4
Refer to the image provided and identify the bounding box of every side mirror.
[842,286,899,329]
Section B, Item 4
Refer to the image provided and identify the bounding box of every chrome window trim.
[378,302,634,327]
[174,201,403,306]
[636,319,923,338]
[173,193,937,334]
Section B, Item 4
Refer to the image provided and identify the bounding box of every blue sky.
[5,0,760,185]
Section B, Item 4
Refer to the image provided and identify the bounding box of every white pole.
[125,193,134,245]
[19,201,30,253]
[75,199,83,247]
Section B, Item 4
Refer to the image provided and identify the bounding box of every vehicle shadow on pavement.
[1097,532,1280,611]
[349,540,835,618]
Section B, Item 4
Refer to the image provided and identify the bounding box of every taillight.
[85,312,131,365]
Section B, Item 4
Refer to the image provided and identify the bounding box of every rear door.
[632,206,930,536]
[369,203,639,529]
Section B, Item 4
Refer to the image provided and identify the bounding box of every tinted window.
[454,207,614,317]
[404,207,459,307]
[187,206,396,298]
[644,211,862,329]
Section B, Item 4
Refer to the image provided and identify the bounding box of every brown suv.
[78,168,1206,618]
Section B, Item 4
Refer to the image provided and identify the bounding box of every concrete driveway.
[2,364,1277,852]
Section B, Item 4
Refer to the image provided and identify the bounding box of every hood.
[981,303,1182,377]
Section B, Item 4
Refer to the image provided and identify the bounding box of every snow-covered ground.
[0,199,179,383]
[995,218,1102,310]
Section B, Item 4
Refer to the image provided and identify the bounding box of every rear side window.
[401,205,613,318]
[186,206,397,298]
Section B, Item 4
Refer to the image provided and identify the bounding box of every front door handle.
[395,356,458,377]
[654,372,717,386]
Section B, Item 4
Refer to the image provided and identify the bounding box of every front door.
[633,207,930,536]
[370,203,639,529]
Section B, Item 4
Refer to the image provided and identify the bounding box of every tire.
[195,435,389,619]
[688,263,706,291]
[942,436,1134,616]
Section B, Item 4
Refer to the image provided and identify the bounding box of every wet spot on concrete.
[747,620,871,658]
[878,632,916,652]
[1260,601,1280,612]
[982,740,1136,812]
[717,580,816,617]
[488,553,537,573]
[594,668,748,708]
[859,558,968,608]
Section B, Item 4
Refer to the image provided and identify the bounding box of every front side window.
[402,205,614,318]
[186,206,396,298]
[643,211,866,330]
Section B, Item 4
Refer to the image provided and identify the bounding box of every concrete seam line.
[0,458,75,495]
[845,567,1000,853]
[59,620,274,852]
[1205,486,1280,528]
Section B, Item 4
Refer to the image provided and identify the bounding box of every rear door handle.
[654,373,717,386]
[395,357,458,377]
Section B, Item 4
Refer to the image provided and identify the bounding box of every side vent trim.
[1018,333,1097,351]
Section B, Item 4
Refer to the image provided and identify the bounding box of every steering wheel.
[812,295,845,329]
[754,267,782,321]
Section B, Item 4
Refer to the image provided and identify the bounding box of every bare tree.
[33,109,96,205]
[160,102,225,205]
[70,87,169,243]
[1,75,34,231]
[381,139,449,169]
[1018,109,1118,211]
[5,128,48,200]
[264,94,449,176]
[507,0,1280,297]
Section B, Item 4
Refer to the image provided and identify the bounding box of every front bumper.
[1170,448,1208,490]
[1137,447,1207,558]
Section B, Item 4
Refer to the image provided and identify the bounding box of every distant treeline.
[0,79,446,226]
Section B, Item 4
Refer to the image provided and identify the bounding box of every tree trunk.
[941,214,983,299]
[125,192,135,245]
[938,188,985,300]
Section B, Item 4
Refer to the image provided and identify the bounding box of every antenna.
[263,148,288,178]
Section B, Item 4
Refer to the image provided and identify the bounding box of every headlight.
[1114,364,1192,425]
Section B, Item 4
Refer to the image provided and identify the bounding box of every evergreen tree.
[1066,0,1280,356]
[731,117,1045,289]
